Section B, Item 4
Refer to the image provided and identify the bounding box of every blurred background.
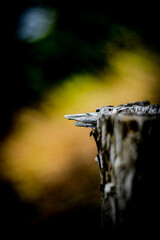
[0,0,160,236]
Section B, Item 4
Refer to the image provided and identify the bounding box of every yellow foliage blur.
[1,46,160,220]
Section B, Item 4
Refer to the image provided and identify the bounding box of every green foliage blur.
[1,0,160,139]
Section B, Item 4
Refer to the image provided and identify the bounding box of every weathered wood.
[64,112,98,128]
[64,101,160,236]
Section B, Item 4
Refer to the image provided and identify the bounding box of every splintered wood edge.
[64,101,160,128]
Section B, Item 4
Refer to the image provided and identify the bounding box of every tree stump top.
[64,101,160,129]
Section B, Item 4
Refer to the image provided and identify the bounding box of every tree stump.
[64,101,160,236]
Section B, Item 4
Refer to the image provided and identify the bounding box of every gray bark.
[64,101,160,236]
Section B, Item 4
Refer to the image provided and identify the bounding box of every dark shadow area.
[0,180,101,237]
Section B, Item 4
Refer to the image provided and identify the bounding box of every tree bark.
[65,101,160,236]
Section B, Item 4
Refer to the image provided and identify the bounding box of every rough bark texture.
[65,101,160,236]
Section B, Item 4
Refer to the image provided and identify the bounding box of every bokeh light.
[17,6,56,42]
